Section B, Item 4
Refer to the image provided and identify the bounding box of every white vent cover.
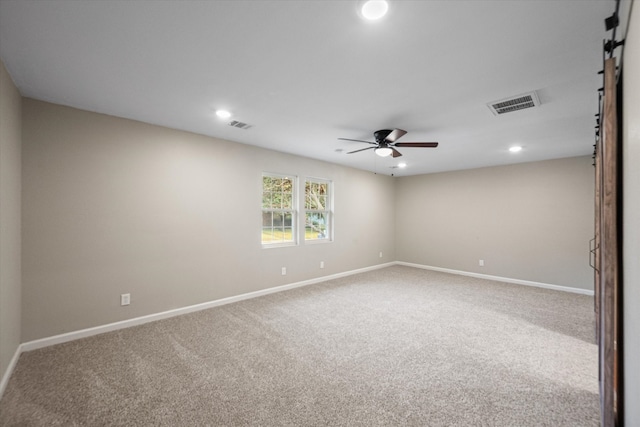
[228,120,252,130]
[487,91,540,115]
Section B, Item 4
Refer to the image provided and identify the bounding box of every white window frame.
[304,177,333,244]
[261,173,298,248]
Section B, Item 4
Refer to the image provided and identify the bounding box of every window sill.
[304,238,332,245]
[262,242,297,249]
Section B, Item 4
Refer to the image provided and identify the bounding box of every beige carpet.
[0,265,599,426]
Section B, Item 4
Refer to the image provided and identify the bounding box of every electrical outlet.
[379,251,383,258]
[120,293,130,306]
[479,259,484,267]
[320,261,325,269]
[281,267,287,275]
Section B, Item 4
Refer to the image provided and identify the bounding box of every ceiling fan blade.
[394,142,439,148]
[391,148,403,158]
[338,138,377,145]
[347,146,375,154]
[384,128,407,143]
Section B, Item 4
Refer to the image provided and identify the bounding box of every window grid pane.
[262,173,296,245]
[305,179,331,241]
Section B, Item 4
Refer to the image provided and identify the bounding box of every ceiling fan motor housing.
[374,129,393,143]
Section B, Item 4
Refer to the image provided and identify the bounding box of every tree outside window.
[262,174,296,245]
[305,179,331,241]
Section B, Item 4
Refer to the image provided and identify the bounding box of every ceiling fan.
[338,129,438,158]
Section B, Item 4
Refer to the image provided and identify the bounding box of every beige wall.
[21,99,396,342]
[0,61,22,377]
[623,2,639,424]
[395,157,594,290]
[21,99,597,342]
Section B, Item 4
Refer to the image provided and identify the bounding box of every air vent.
[228,120,252,130]
[487,91,540,116]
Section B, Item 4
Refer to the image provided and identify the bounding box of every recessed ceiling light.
[509,146,523,153]
[398,162,407,168]
[361,0,388,20]
[216,110,231,119]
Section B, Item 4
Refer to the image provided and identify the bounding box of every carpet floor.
[0,265,599,426]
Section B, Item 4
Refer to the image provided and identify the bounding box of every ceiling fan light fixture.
[361,0,388,20]
[375,146,393,157]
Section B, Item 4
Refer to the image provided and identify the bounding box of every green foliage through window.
[305,179,331,241]
[262,174,296,245]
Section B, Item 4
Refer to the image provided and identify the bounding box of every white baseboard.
[3,260,589,398]
[0,344,23,401]
[20,262,395,353]
[396,261,595,296]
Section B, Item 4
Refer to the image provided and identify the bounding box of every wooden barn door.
[595,57,622,427]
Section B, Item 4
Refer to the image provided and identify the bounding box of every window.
[262,174,296,246]
[305,178,332,242]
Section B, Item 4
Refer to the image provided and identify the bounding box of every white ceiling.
[0,0,613,176]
